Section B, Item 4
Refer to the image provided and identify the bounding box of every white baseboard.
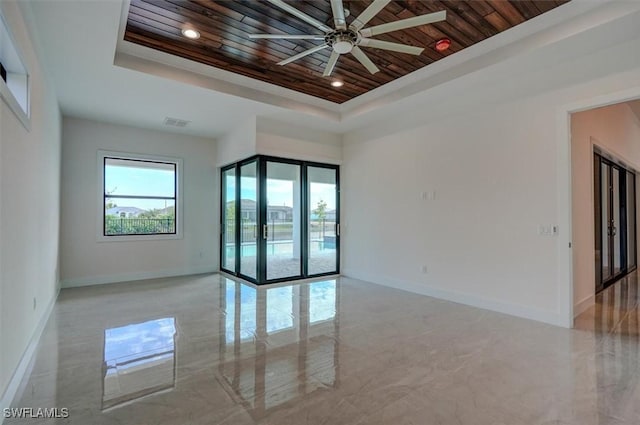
[60,265,217,288]
[0,286,59,423]
[573,294,595,318]
[342,269,564,328]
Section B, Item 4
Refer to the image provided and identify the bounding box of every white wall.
[343,57,640,327]
[216,116,342,166]
[343,98,560,324]
[571,103,640,315]
[60,118,218,287]
[0,0,61,408]
[256,117,342,164]
[216,116,256,167]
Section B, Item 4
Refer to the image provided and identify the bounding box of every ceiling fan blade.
[248,34,326,40]
[351,46,380,74]
[359,38,424,55]
[330,0,347,30]
[360,10,446,37]
[266,0,332,33]
[323,51,340,77]
[351,0,391,31]
[277,44,329,65]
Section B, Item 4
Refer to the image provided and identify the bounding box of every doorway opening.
[220,155,339,285]
[570,99,640,321]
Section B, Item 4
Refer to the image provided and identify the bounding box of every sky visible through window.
[227,177,336,210]
[105,161,175,211]
[106,162,336,213]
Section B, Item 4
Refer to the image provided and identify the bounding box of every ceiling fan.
[249,0,446,77]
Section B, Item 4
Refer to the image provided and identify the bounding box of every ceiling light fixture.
[331,80,344,87]
[182,28,200,39]
[435,38,451,52]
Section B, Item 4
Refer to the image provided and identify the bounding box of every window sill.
[97,233,183,243]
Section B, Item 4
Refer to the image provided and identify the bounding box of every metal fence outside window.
[105,218,175,235]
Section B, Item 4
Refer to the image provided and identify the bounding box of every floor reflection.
[102,317,177,410]
[575,273,640,335]
[18,273,640,424]
[218,278,339,419]
[574,273,640,424]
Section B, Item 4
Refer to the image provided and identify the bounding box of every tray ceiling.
[124,0,569,104]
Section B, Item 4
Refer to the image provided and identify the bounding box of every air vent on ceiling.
[163,117,190,127]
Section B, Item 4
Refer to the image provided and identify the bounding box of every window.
[99,151,181,240]
[0,12,30,128]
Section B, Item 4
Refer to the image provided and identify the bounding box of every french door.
[221,156,340,284]
[594,152,637,292]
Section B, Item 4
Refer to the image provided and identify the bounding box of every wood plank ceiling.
[125,0,569,104]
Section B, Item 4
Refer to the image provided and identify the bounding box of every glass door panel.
[594,156,603,292]
[307,166,338,275]
[240,161,258,280]
[627,172,637,269]
[222,167,237,273]
[602,162,612,282]
[612,167,622,276]
[265,162,301,280]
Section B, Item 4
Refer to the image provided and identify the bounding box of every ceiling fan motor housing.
[326,30,358,54]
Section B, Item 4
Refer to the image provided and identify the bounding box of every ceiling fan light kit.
[327,31,357,54]
[249,0,447,77]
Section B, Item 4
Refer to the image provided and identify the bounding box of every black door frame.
[220,164,235,276]
[220,155,340,285]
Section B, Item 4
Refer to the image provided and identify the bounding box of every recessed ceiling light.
[435,38,451,52]
[331,80,344,87]
[182,28,200,40]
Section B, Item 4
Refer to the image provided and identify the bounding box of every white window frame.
[97,150,183,242]
[0,10,31,130]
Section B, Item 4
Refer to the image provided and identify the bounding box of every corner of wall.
[216,115,258,167]
[255,117,342,164]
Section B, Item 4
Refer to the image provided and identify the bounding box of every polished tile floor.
[7,273,640,424]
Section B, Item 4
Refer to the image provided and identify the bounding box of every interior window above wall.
[98,151,183,241]
[0,12,30,128]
